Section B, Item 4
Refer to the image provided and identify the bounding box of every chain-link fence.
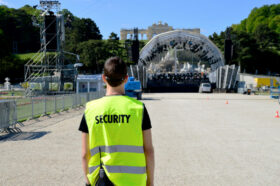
[0,90,105,130]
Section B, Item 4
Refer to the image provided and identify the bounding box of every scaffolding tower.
[24,0,79,96]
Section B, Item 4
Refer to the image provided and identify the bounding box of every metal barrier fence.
[0,90,105,130]
[0,100,17,130]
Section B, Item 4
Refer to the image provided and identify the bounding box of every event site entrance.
[133,30,225,92]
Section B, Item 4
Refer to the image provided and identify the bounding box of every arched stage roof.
[139,30,224,71]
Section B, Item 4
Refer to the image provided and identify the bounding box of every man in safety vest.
[79,57,155,186]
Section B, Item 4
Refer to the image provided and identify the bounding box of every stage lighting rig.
[39,1,61,12]
[24,1,80,96]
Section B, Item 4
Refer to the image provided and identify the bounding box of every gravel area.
[1,93,280,186]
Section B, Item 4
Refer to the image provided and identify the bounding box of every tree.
[107,32,123,57]
[209,31,225,52]
[0,5,40,53]
[254,23,279,49]
[0,5,38,82]
[231,30,259,72]
[235,4,280,34]
[64,15,102,53]
[77,40,110,74]
[108,32,119,40]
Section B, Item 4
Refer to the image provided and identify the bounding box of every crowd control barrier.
[0,91,105,130]
[0,100,17,130]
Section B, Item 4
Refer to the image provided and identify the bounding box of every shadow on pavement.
[0,131,50,141]
[142,98,161,101]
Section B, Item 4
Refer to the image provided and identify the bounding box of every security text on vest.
[95,115,131,124]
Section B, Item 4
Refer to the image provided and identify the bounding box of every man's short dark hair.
[104,57,127,87]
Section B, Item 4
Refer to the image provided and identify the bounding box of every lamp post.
[74,63,83,93]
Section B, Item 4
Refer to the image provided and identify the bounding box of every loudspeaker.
[224,39,233,63]
[131,40,139,64]
[125,40,133,62]
[45,15,57,51]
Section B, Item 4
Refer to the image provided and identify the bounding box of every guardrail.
[0,91,105,130]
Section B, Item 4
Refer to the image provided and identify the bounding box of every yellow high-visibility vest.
[84,95,146,186]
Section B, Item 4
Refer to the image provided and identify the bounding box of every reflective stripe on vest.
[90,145,144,156]
[89,165,146,174]
[89,165,99,174]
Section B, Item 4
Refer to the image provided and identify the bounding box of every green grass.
[16,52,57,62]
[16,53,38,61]
[0,90,25,97]
[15,94,89,121]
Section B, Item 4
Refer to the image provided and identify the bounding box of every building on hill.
[120,21,200,40]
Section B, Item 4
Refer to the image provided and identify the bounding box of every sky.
[1,0,279,39]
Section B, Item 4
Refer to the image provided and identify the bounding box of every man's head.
[103,57,128,87]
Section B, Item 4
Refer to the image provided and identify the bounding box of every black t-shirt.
[79,104,152,133]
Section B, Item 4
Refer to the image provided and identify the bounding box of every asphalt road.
[1,93,280,186]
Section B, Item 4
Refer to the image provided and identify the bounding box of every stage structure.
[128,30,235,92]
[24,0,79,96]
[209,65,240,90]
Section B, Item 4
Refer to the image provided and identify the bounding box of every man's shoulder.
[123,96,144,106]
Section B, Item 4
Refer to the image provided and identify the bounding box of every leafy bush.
[64,82,73,91]
[49,83,59,91]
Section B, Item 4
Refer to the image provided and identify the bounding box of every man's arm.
[143,129,155,186]
[82,132,90,185]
